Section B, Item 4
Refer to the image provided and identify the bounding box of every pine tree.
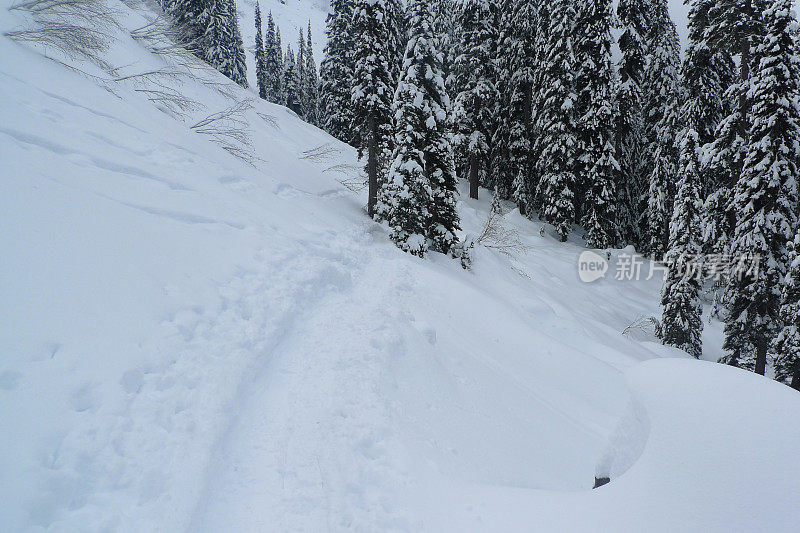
[493,0,537,205]
[254,2,267,99]
[296,29,308,119]
[722,0,800,375]
[351,0,400,217]
[536,0,578,242]
[660,129,704,358]
[775,231,800,390]
[643,0,681,260]
[303,23,321,126]
[320,0,356,142]
[615,0,650,246]
[681,0,736,147]
[574,0,620,249]
[452,0,500,201]
[264,13,283,103]
[283,45,301,115]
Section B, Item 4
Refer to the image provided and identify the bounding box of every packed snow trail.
[3,0,800,531]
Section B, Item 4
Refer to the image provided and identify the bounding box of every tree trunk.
[755,335,768,376]
[469,153,479,200]
[367,113,378,218]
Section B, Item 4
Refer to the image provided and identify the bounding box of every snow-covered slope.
[2,0,800,531]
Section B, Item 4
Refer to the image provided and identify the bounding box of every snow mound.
[424,359,800,532]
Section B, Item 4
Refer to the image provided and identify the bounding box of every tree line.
[318,0,800,389]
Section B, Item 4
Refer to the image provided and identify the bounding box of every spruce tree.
[351,0,399,217]
[775,231,800,390]
[615,0,650,246]
[643,0,681,260]
[264,13,283,103]
[283,45,301,115]
[254,2,267,99]
[303,23,321,127]
[660,129,704,358]
[320,0,356,142]
[722,0,800,375]
[297,29,308,119]
[574,0,620,249]
[681,0,736,147]
[536,0,578,242]
[452,0,499,201]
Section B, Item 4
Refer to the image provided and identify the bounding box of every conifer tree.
[660,129,704,358]
[452,0,499,201]
[203,0,247,88]
[775,231,800,390]
[320,0,356,142]
[537,0,578,242]
[264,12,283,103]
[681,0,736,147]
[643,0,681,260]
[303,23,321,126]
[378,0,460,256]
[254,2,267,99]
[722,0,800,375]
[283,45,301,115]
[297,29,308,119]
[615,0,650,246]
[494,0,537,204]
[574,0,620,249]
[351,0,400,217]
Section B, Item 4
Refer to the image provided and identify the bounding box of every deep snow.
[2,0,800,531]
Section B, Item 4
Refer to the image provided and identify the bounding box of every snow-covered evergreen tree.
[264,12,283,103]
[643,0,681,260]
[536,0,578,242]
[254,2,267,100]
[320,0,355,142]
[722,0,800,375]
[351,0,400,217]
[493,0,537,205]
[615,0,650,246]
[283,45,301,115]
[681,0,736,147]
[296,29,308,119]
[378,0,460,256]
[303,23,320,127]
[775,231,800,390]
[452,0,499,201]
[661,129,704,358]
[574,0,620,249]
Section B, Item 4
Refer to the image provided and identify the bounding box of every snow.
[2,0,800,531]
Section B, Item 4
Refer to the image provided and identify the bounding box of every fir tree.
[303,23,321,126]
[493,0,537,204]
[681,0,736,146]
[574,0,620,249]
[320,0,356,142]
[297,29,308,119]
[254,2,267,99]
[378,0,460,256]
[722,0,800,375]
[615,0,650,246]
[775,231,800,390]
[283,45,301,115]
[264,13,283,103]
[536,0,578,242]
[452,0,500,201]
[660,129,704,358]
[643,0,681,260]
[351,0,400,217]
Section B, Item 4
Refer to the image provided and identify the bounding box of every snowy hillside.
[2,0,800,531]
